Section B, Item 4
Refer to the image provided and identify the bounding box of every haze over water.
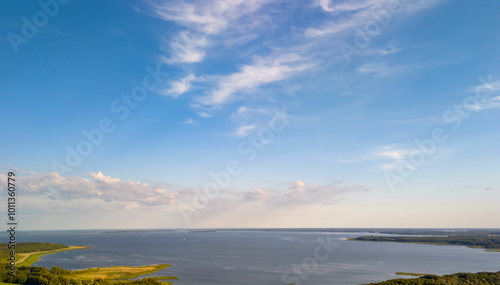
[20,230,500,285]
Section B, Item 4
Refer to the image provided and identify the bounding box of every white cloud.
[147,0,446,120]
[235,106,272,117]
[307,0,445,37]
[0,171,178,210]
[469,78,500,94]
[374,145,420,170]
[162,31,208,64]
[466,77,500,111]
[197,54,311,106]
[153,0,273,65]
[152,0,272,35]
[0,170,371,228]
[181,118,197,125]
[316,0,376,14]
[241,188,271,201]
[91,171,120,184]
[362,44,403,56]
[237,180,370,206]
[234,124,257,137]
[306,0,386,37]
[198,111,213,118]
[162,73,197,97]
[467,96,500,111]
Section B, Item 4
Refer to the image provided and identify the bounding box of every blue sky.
[1,0,499,230]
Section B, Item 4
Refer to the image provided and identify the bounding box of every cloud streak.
[161,73,197,97]
[308,0,444,37]
[162,31,208,64]
[236,180,370,206]
[374,145,421,170]
[466,77,500,111]
[197,54,312,106]
[153,0,273,64]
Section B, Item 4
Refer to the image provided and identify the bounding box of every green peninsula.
[349,229,500,251]
[1,243,177,285]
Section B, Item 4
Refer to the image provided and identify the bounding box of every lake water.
[16,230,500,285]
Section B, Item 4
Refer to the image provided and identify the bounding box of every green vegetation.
[1,242,90,268]
[0,265,177,285]
[16,246,88,267]
[351,233,500,250]
[17,253,47,268]
[0,243,177,284]
[0,243,68,261]
[362,271,500,285]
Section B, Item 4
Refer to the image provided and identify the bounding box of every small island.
[0,243,177,285]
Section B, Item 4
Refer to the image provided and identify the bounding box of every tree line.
[363,271,500,285]
[354,235,500,249]
[0,242,68,260]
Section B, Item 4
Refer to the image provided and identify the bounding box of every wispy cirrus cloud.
[196,54,312,106]
[161,73,197,97]
[152,0,273,64]
[466,77,500,111]
[307,0,444,37]
[374,145,421,170]
[151,0,272,35]
[386,116,438,125]
[315,0,377,14]
[234,124,257,137]
[306,0,389,37]
[161,31,208,64]
[149,0,446,118]
[361,41,403,56]
[180,118,197,125]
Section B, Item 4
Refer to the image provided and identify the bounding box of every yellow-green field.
[395,272,425,276]
[68,264,175,280]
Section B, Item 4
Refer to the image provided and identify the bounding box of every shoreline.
[16,245,90,267]
[10,245,177,284]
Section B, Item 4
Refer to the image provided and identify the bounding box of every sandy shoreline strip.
[16,245,89,265]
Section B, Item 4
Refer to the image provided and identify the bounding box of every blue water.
[13,230,500,285]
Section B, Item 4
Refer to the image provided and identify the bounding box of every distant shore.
[347,235,500,252]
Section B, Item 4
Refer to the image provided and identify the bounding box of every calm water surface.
[15,230,500,285]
